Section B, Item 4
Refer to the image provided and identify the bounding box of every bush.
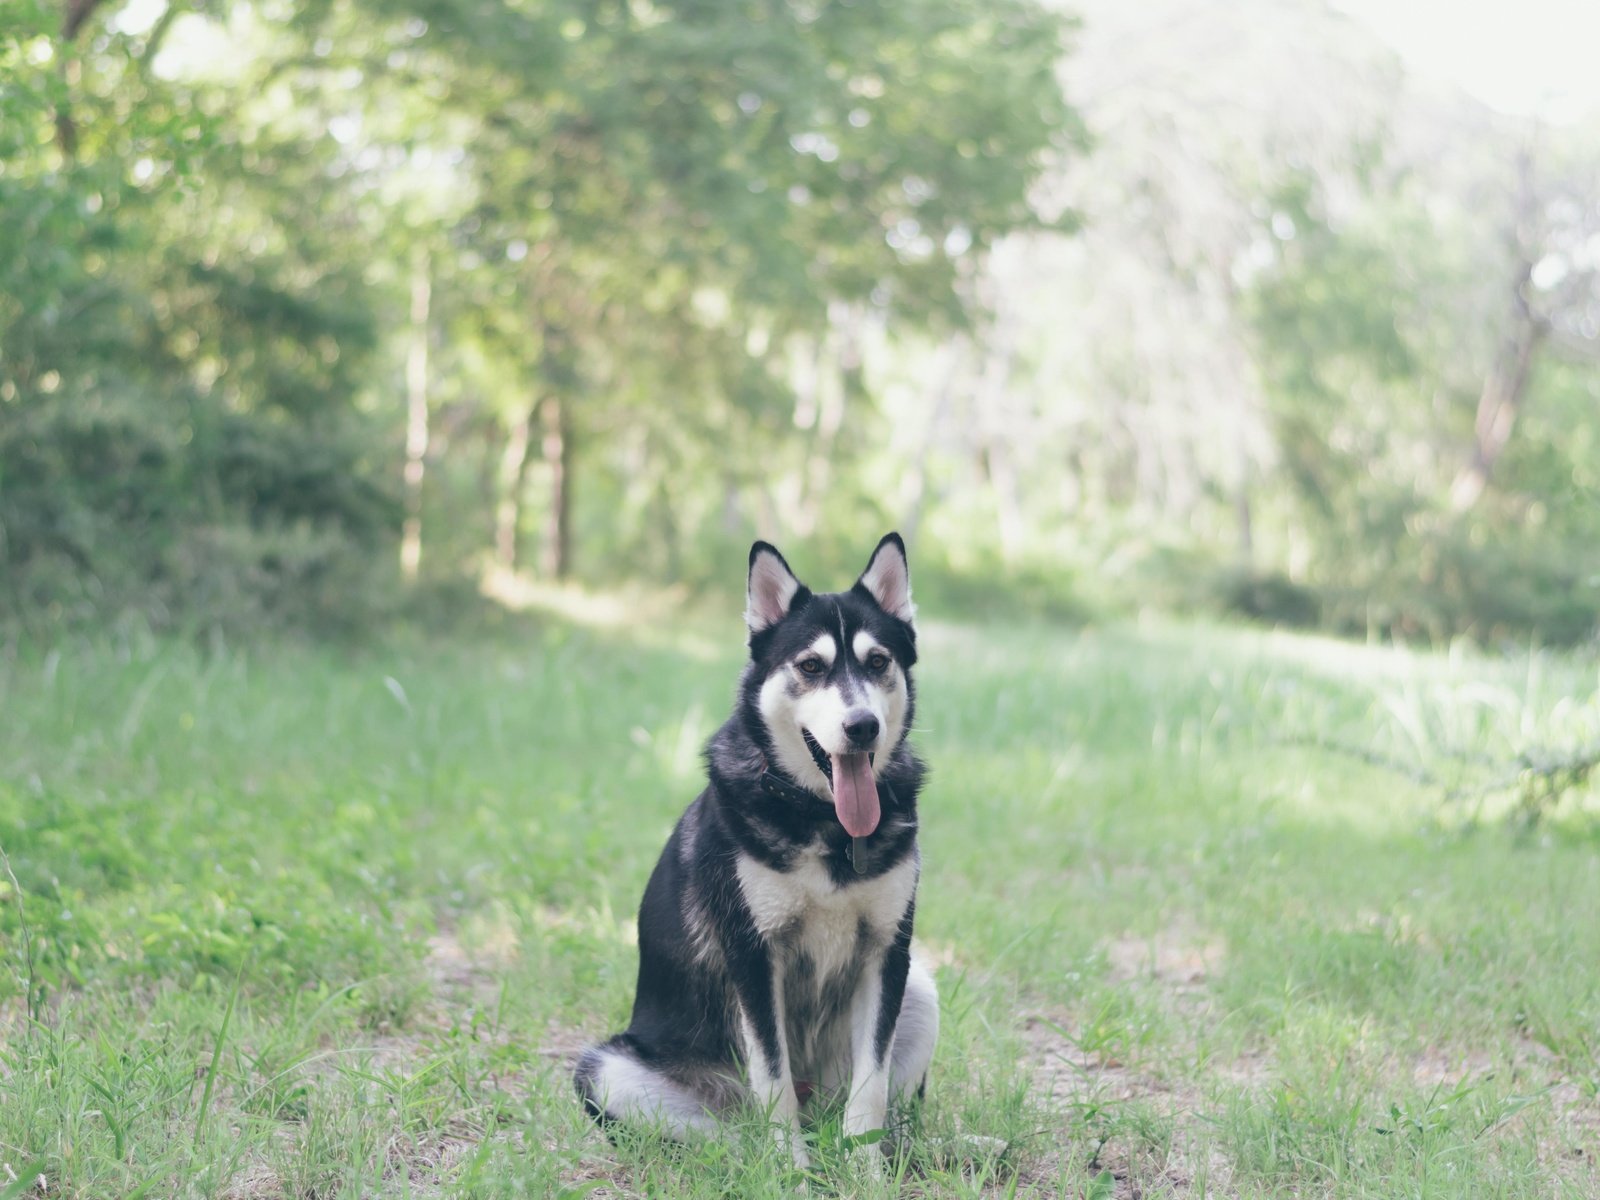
[0,394,400,640]
[1213,567,1323,629]
[1319,531,1600,647]
[1121,530,1600,647]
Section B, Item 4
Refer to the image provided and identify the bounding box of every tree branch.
[1278,733,1600,819]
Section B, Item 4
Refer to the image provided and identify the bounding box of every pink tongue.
[830,752,880,837]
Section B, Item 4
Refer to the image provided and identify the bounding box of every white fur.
[757,654,906,782]
[584,951,937,1158]
[852,630,884,662]
[858,542,915,623]
[757,673,837,799]
[844,965,890,1138]
[584,1048,721,1136]
[889,957,939,1092]
[738,968,809,1165]
[683,894,719,965]
[803,632,837,666]
[735,847,924,1162]
[841,959,937,1174]
[815,952,938,1099]
[875,667,908,777]
[736,849,918,978]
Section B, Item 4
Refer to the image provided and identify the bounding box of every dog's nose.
[843,710,879,748]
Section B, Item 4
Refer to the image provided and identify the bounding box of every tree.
[1450,142,1600,512]
[284,0,1079,577]
[1,0,398,634]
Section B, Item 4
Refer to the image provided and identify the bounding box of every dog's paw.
[775,1124,811,1170]
[845,1142,887,1182]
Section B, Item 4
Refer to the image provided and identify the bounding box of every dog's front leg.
[725,936,808,1167]
[845,905,914,1151]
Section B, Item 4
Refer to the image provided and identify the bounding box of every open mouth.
[801,729,834,779]
[800,728,879,838]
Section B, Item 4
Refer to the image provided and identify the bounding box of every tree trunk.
[493,405,534,571]
[1235,484,1254,566]
[1449,301,1543,512]
[399,252,430,581]
[793,311,850,539]
[1450,151,1544,514]
[1234,437,1254,567]
[54,0,111,157]
[55,59,80,159]
[986,435,1026,565]
[900,339,961,547]
[977,307,1024,563]
[540,397,571,579]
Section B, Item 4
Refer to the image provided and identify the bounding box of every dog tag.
[850,836,867,875]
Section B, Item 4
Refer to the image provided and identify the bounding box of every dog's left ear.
[855,532,915,624]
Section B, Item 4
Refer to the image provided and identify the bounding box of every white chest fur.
[736,848,917,983]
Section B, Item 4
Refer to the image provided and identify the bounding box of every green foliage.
[2,0,1080,634]
[7,0,1600,649]
[0,0,405,635]
[1,397,399,637]
[1240,160,1600,645]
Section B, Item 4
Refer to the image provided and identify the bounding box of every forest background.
[7,0,1600,645]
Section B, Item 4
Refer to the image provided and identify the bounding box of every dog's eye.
[797,657,824,676]
[866,652,890,672]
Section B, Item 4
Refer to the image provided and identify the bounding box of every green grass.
[1,609,1598,1198]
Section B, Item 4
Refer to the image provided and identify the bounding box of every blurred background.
[4,0,1600,644]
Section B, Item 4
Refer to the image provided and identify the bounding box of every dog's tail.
[573,1032,636,1127]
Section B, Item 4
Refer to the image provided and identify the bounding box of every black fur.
[575,535,928,1131]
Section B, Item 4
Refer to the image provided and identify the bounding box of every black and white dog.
[575,533,936,1165]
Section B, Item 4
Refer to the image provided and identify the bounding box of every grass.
[1,605,1598,1198]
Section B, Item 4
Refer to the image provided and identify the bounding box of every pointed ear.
[856,532,915,624]
[746,541,807,634]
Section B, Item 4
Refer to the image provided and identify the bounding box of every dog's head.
[742,532,918,837]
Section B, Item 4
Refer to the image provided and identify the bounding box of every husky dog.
[574,533,936,1165]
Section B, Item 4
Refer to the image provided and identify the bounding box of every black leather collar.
[756,758,882,875]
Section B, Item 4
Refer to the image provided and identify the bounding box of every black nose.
[843,710,879,748]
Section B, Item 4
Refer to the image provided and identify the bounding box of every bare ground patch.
[222,926,590,1199]
[1013,1008,1239,1200]
[1100,927,1227,995]
[1006,921,1286,1197]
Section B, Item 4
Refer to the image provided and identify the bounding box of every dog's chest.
[736,848,916,984]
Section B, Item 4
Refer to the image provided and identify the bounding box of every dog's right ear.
[746,541,808,636]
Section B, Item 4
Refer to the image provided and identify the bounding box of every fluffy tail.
[573,1032,637,1126]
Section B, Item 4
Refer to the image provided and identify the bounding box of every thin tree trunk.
[1451,151,1544,514]
[988,438,1026,564]
[900,340,961,547]
[62,0,107,39]
[1235,485,1254,565]
[54,0,111,157]
[540,397,571,579]
[798,368,845,538]
[1450,300,1543,512]
[399,251,430,581]
[493,405,533,571]
[1234,438,1254,567]
[977,307,1024,563]
[55,58,80,158]
[793,313,847,539]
